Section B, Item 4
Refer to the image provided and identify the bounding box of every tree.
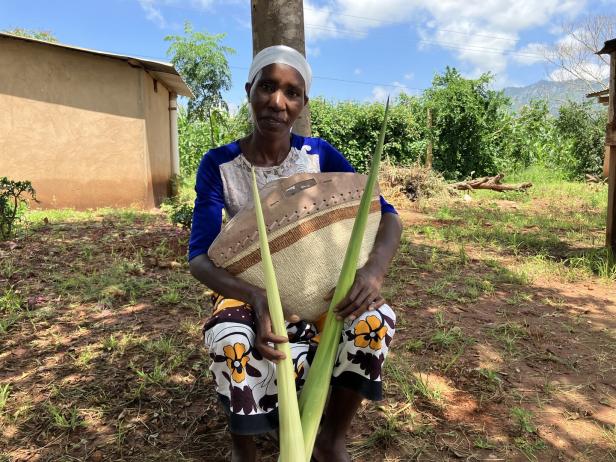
[542,15,615,92]
[3,27,58,42]
[424,67,510,179]
[165,22,234,121]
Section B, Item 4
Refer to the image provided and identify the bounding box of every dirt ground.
[1,200,615,461]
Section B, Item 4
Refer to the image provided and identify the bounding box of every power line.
[229,65,424,91]
[419,40,543,58]
[303,23,544,59]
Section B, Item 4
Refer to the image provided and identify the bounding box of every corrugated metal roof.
[587,89,609,98]
[0,32,193,97]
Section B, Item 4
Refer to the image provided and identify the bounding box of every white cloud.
[137,0,216,27]
[191,0,215,8]
[549,62,610,81]
[138,0,166,28]
[404,72,414,80]
[370,81,408,102]
[354,68,362,75]
[303,0,589,83]
[307,45,321,58]
[304,0,340,41]
[512,42,547,65]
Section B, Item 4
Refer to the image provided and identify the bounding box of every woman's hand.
[325,266,386,321]
[249,288,289,363]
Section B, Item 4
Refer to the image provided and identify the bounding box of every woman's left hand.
[325,265,386,321]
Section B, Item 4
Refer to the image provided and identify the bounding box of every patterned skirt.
[203,295,396,435]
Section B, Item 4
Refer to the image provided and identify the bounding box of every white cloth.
[247,45,312,95]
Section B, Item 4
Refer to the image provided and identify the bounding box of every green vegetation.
[171,64,607,184]
[2,27,58,42]
[165,22,234,122]
[0,177,37,240]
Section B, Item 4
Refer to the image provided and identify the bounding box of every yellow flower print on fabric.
[353,315,388,350]
[223,342,250,383]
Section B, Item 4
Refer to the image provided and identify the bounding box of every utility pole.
[250,0,311,136]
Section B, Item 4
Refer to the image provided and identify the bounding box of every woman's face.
[246,63,308,136]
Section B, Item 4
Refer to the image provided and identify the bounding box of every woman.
[188,45,402,462]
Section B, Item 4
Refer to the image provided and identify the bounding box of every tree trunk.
[250,0,311,136]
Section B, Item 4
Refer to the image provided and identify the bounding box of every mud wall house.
[0,33,192,209]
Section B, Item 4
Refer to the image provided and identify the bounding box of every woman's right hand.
[250,289,289,363]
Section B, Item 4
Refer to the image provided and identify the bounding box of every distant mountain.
[502,79,607,115]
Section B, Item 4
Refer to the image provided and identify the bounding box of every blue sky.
[2,0,614,107]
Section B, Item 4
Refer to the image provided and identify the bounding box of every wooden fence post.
[426,107,433,169]
[606,49,616,254]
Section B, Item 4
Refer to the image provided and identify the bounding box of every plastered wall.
[0,37,171,209]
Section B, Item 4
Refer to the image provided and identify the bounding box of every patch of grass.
[0,288,24,335]
[0,383,10,416]
[364,416,400,449]
[473,434,495,449]
[514,436,547,462]
[478,368,502,391]
[0,287,23,313]
[46,403,85,432]
[103,334,119,352]
[159,287,182,305]
[0,258,19,279]
[511,407,536,434]
[135,361,168,386]
[505,291,533,305]
[412,373,442,404]
[601,424,616,455]
[74,346,97,368]
[143,336,178,356]
[404,339,424,352]
[53,258,155,308]
[430,326,466,350]
[567,248,616,281]
[384,362,416,404]
[492,321,529,355]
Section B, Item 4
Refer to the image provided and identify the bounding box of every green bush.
[176,66,606,183]
[310,96,425,172]
[424,67,510,179]
[178,105,251,177]
[162,199,193,230]
[555,101,607,179]
[0,177,37,240]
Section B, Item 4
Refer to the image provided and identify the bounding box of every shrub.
[554,101,607,179]
[0,177,37,240]
[310,96,425,172]
[162,199,193,230]
[424,67,510,180]
[178,104,251,176]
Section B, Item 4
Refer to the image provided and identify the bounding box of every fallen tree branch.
[585,174,607,184]
[451,174,532,192]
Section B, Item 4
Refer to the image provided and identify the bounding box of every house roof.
[598,38,616,55]
[0,32,193,98]
[587,89,609,98]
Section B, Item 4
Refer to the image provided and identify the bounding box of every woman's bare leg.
[312,387,363,462]
[231,433,256,462]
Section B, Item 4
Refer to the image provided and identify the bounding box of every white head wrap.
[247,45,312,95]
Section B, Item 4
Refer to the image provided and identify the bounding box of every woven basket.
[208,172,381,322]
